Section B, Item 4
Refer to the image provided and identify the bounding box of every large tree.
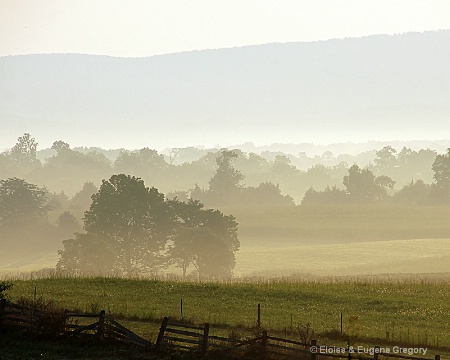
[0,178,55,260]
[430,148,450,204]
[207,149,244,205]
[168,199,239,279]
[10,133,40,167]
[0,177,49,226]
[343,165,395,203]
[58,174,172,275]
[0,133,41,178]
[57,175,240,277]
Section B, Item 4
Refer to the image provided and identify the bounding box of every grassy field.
[2,204,450,277]
[235,238,450,276]
[2,205,450,355]
[6,276,450,353]
[232,205,450,243]
[2,237,450,278]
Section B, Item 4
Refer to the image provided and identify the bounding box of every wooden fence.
[0,299,151,348]
[0,300,445,360]
[156,317,444,360]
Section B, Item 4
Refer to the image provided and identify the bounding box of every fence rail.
[0,299,151,348]
[0,300,445,360]
[156,318,444,360]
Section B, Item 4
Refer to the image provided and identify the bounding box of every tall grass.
[7,275,450,349]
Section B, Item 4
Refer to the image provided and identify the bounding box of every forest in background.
[1,133,447,204]
[1,133,450,276]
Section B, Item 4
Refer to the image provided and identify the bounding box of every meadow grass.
[232,205,450,243]
[7,275,450,351]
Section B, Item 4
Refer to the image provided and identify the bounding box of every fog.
[1,31,450,150]
[1,135,450,278]
[1,31,450,278]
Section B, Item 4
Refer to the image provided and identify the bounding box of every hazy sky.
[1,0,450,57]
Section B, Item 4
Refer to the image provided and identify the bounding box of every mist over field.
[4,3,450,356]
[1,31,450,279]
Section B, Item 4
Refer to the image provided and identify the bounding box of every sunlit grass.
[7,276,450,349]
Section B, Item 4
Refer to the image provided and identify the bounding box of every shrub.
[0,281,13,302]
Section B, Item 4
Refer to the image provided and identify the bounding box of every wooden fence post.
[96,310,105,338]
[202,323,210,354]
[310,339,317,360]
[0,299,6,330]
[373,346,380,360]
[156,317,169,350]
[261,330,268,360]
[180,298,183,320]
[257,303,261,328]
[435,355,440,360]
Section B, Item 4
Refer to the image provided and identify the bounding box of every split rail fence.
[0,300,445,360]
[0,299,151,348]
[155,317,444,360]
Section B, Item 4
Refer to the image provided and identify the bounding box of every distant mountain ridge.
[1,30,450,150]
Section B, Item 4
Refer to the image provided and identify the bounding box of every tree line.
[1,134,443,206]
[2,134,450,276]
[0,174,239,278]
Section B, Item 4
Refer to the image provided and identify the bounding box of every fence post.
[373,346,380,360]
[156,317,169,350]
[435,355,440,360]
[310,339,317,360]
[0,299,6,330]
[96,310,105,338]
[202,323,210,354]
[180,298,183,320]
[261,330,268,360]
[257,303,261,328]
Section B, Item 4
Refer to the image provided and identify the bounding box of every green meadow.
[3,204,450,354]
[7,276,450,352]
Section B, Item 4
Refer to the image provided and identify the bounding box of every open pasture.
[235,238,450,276]
[7,276,450,350]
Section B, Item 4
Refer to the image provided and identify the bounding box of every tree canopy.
[168,199,239,279]
[0,177,49,226]
[430,148,450,204]
[57,174,240,277]
[208,149,244,205]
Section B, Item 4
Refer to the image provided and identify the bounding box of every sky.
[1,0,450,58]
[1,1,450,151]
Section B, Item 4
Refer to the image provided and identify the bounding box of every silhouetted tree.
[57,211,82,238]
[243,182,294,206]
[0,178,56,259]
[83,174,172,275]
[57,175,240,276]
[114,148,168,187]
[374,145,397,173]
[168,199,239,279]
[430,148,450,204]
[58,175,174,275]
[0,134,41,178]
[301,186,348,205]
[392,179,430,205]
[343,165,395,202]
[0,178,49,226]
[57,233,117,275]
[41,145,111,196]
[10,133,40,168]
[51,140,70,154]
[69,182,98,211]
[208,149,243,205]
